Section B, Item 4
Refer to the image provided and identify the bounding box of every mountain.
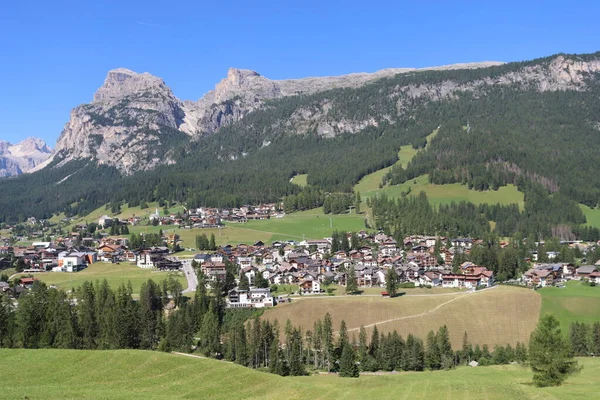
[0,137,52,177]
[2,51,600,232]
[49,61,503,173]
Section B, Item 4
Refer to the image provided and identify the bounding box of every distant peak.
[93,67,166,102]
[227,68,261,78]
[107,67,139,76]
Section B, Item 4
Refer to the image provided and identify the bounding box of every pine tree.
[341,233,350,254]
[385,268,397,297]
[358,325,368,368]
[209,234,217,251]
[437,325,454,369]
[593,322,600,356]
[425,330,441,370]
[322,313,334,372]
[529,314,581,387]
[200,300,221,356]
[339,342,359,377]
[345,266,359,295]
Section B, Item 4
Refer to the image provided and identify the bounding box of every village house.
[299,278,321,294]
[227,287,274,308]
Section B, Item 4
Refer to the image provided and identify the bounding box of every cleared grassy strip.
[15,261,185,295]
[538,280,600,329]
[290,174,308,187]
[580,204,600,228]
[362,174,524,208]
[263,286,540,347]
[1,349,599,399]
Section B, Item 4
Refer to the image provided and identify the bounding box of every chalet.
[97,244,122,262]
[523,268,557,287]
[441,268,493,288]
[202,262,227,282]
[451,238,473,249]
[227,287,274,308]
[305,239,331,254]
[98,215,113,228]
[299,278,321,294]
[577,265,598,279]
[589,271,600,284]
[380,239,398,256]
[19,277,38,288]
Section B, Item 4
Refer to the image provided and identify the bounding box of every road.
[180,258,198,293]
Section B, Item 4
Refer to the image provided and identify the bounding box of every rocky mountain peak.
[0,137,53,177]
[93,68,169,103]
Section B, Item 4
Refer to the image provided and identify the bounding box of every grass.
[354,144,418,194]
[362,174,525,208]
[580,204,600,228]
[290,174,308,187]
[226,207,365,241]
[14,262,185,295]
[1,348,599,399]
[263,286,540,347]
[538,280,600,330]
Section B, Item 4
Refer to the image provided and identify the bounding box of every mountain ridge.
[45,60,506,173]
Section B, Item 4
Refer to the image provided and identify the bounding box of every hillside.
[262,286,540,347]
[2,51,600,237]
[1,349,599,399]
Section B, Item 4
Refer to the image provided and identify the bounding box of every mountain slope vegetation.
[1,52,600,241]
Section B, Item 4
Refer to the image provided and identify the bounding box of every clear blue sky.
[1,0,599,145]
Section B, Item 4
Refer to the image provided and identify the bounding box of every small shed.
[381,291,390,298]
[468,360,479,367]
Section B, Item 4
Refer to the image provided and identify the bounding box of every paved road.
[180,258,198,293]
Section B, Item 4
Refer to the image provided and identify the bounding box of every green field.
[354,144,418,194]
[1,349,598,399]
[125,208,364,248]
[362,174,525,208]
[290,174,308,187]
[538,280,600,330]
[580,204,600,227]
[15,262,185,295]
[232,208,365,241]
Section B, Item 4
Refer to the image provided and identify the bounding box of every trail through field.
[341,286,497,333]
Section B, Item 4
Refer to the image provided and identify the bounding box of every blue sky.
[1,0,599,145]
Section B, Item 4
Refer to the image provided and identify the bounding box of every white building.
[98,215,113,228]
[57,252,87,272]
[227,287,274,308]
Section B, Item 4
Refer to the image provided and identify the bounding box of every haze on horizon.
[1,0,599,145]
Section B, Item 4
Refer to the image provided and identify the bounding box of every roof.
[578,265,598,274]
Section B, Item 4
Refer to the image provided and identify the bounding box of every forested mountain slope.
[1,52,600,229]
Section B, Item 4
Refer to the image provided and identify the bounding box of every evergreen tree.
[529,314,581,387]
[425,330,441,370]
[200,301,221,356]
[339,342,359,377]
[385,268,397,297]
[437,325,454,369]
[209,234,217,251]
[345,266,359,295]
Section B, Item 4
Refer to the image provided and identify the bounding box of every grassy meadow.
[15,262,185,295]
[290,174,309,187]
[1,349,598,400]
[263,286,540,347]
[538,280,600,330]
